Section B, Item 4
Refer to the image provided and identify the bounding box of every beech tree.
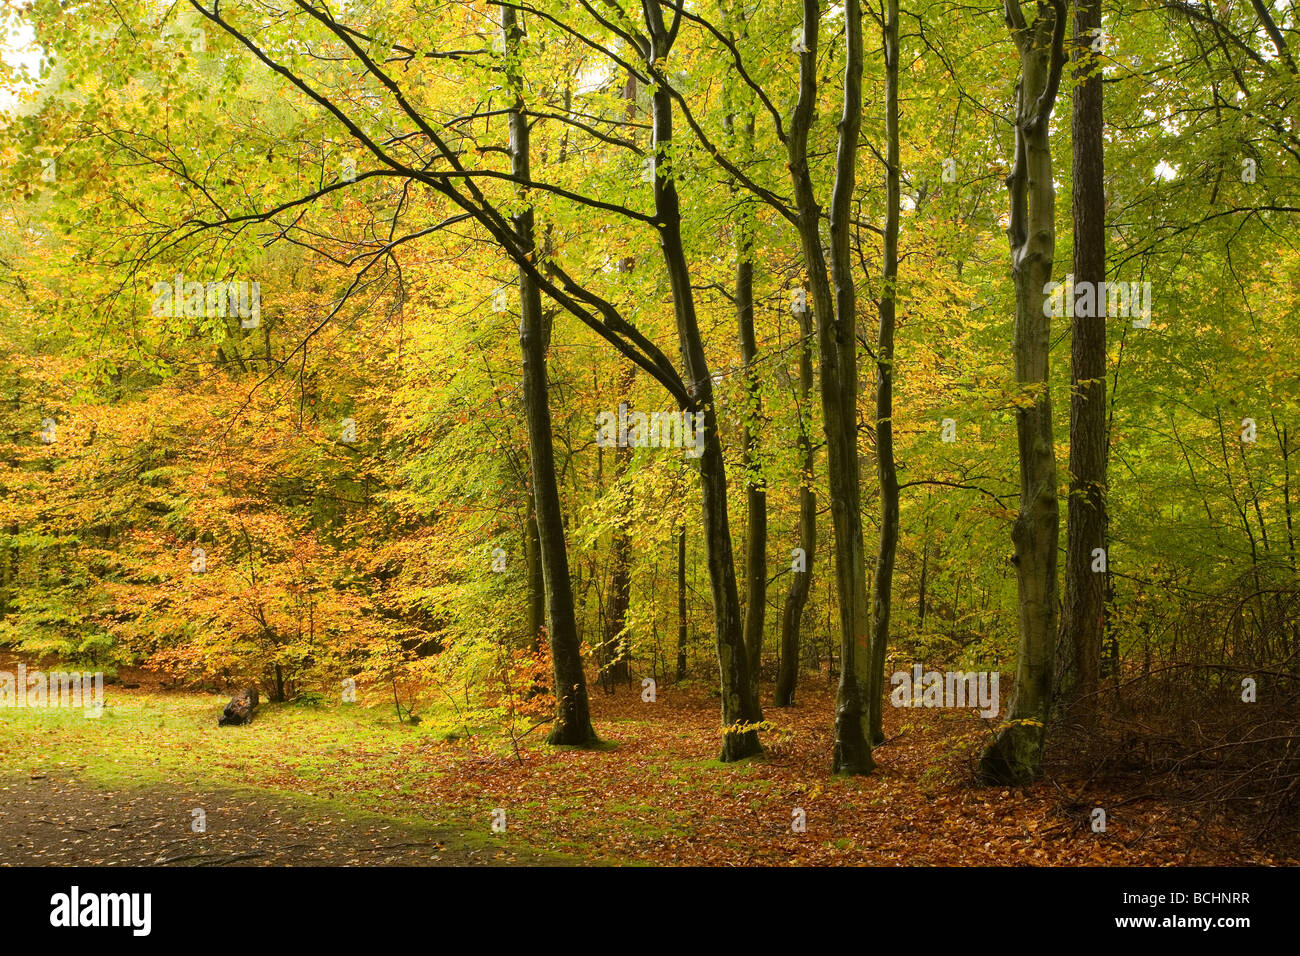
[500,4,596,744]
[1058,0,1107,722]
[775,297,815,708]
[978,0,1068,786]
[8,0,1298,801]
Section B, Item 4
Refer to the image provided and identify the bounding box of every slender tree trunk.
[738,250,767,709]
[729,109,767,709]
[776,305,816,707]
[1058,0,1107,723]
[642,1,761,760]
[722,9,767,721]
[785,0,873,772]
[0,523,12,619]
[1273,415,1295,570]
[603,447,633,687]
[502,6,595,746]
[676,526,688,682]
[826,0,875,774]
[600,70,639,690]
[601,367,634,689]
[978,0,1067,785]
[525,506,543,651]
[867,0,901,747]
[919,510,930,628]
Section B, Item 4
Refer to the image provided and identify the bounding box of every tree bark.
[218,687,259,726]
[867,0,902,747]
[977,0,1067,785]
[738,250,767,709]
[642,0,761,760]
[600,72,639,690]
[726,106,767,711]
[918,511,930,629]
[525,506,543,651]
[783,0,873,771]
[775,305,816,707]
[503,6,596,746]
[1058,0,1107,724]
[1273,415,1295,570]
[602,439,633,688]
[823,0,875,774]
[675,526,688,682]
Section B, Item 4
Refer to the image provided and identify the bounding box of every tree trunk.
[525,506,543,651]
[600,71,639,690]
[1274,415,1295,570]
[918,511,930,628]
[0,523,12,619]
[721,7,767,720]
[602,445,633,688]
[823,0,875,774]
[218,687,259,726]
[729,115,767,709]
[784,0,873,771]
[977,0,1067,786]
[642,1,761,760]
[775,306,816,707]
[738,252,767,709]
[1058,0,1107,723]
[503,6,596,746]
[675,527,688,682]
[867,0,902,747]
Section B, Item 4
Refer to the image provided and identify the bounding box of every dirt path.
[0,772,569,866]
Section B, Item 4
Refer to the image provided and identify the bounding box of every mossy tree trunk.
[978,0,1068,785]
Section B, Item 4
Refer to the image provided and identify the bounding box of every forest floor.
[0,771,568,865]
[1,656,1292,866]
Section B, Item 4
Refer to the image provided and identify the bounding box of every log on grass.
[218,687,259,726]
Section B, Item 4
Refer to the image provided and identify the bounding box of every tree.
[978,0,1068,786]
[1058,0,1107,723]
[775,298,816,708]
[789,0,875,774]
[867,0,902,747]
[662,0,877,770]
[724,58,767,710]
[500,4,596,744]
[638,0,763,758]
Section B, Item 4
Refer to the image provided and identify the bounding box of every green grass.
[0,689,590,863]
